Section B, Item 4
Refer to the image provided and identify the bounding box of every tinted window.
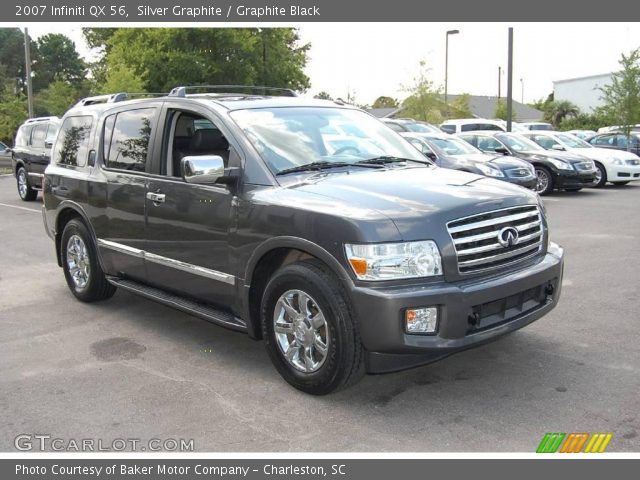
[592,135,614,146]
[476,136,504,152]
[440,124,456,134]
[31,124,48,148]
[45,123,59,145]
[461,123,478,132]
[105,108,155,172]
[15,125,32,147]
[53,116,93,167]
[477,123,503,131]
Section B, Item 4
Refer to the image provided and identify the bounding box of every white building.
[553,73,613,113]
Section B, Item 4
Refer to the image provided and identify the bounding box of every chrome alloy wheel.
[593,167,603,185]
[273,289,330,373]
[66,234,90,289]
[17,170,28,198]
[535,169,550,193]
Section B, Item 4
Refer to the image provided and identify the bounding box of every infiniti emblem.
[497,226,519,247]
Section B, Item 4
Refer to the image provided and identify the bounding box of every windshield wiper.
[355,155,431,166]
[276,161,382,176]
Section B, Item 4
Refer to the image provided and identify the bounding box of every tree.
[450,93,473,118]
[32,34,86,91]
[545,100,580,126]
[494,98,515,121]
[0,85,27,144]
[99,63,146,94]
[313,91,333,100]
[401,60,443,123]
[34,80,87,116]
[93,28,310,94]
[559,112,613,132]
[372,96,398,109]
[599,48,640,145]
[0,28,28,89]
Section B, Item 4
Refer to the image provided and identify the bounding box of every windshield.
[496,133,544,152]
[556,133,592,148]
[230,107,426,174]
[405,122,439,133]
[427,136,480,156]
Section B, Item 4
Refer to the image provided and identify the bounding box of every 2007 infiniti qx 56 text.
[42,86,564,394]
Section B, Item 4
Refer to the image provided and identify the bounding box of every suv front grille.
[447,205,543,274]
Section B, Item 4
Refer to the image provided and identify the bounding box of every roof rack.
[25,116,58,123]
[73,92,165,107]
[168,85,297,98]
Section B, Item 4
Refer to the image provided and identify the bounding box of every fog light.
[405,307,438,334]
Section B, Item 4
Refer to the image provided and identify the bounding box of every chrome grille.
[447,205,544,274]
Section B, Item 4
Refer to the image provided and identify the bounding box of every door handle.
[146,192,166,204]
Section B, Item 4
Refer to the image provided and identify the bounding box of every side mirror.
[494,147,509,155]
[552,144,565,151]
[424,151,437,161]
[45,140,54,149]
[181,155,239,186]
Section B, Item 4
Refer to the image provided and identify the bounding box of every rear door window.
[104,108,156,172]
[31,124,48,148]
[461,123,478,132]
[15,125,33,147]
[53,116,94,167]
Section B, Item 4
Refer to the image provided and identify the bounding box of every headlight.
[547,158,574,170]
[611,158,623,165]
[476,163,505,177]
[345,241,442,280]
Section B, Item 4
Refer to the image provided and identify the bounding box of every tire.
[61,219,116,302]
[261,259,365,395]
[16,167,37,201]
[533,166,554,196]
[612,181,630,186]
[592,163,607,188]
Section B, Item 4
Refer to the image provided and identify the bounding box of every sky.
[24,23,640,105]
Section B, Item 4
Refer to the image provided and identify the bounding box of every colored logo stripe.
[537,433,566,453]
[584,433,613,453]
[560,433,589,453]
[537,433,613,453]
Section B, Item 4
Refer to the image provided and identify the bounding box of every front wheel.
[16,167,37,201]
[592,163,607,188]
[261,260,364,395]
[534,166,554,196]
[61,219,116,302]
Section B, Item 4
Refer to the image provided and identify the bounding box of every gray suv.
[42,87,564,394]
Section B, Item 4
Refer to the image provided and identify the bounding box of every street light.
[520,78,524,104]
[444,29,460,119]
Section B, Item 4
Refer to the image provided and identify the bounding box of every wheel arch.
[54,202,102,268]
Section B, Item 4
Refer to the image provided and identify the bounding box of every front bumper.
[504,175,537,189]
[554,169,596,189]
[350,243,564,373]
[606,164,640,182]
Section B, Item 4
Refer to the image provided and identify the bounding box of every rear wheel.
[592,163,607,188]
[612,181,630,186]
[534,166,554,195]
[61,219,116,302]
[16,167,37,201]
[261,259,364,395]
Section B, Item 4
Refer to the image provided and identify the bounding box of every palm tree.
[547,100,580,126]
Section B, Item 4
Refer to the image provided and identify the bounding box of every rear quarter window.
[440,124,456,134]
[103,108,156,172]
[15,125,32,147]
[52,116,94,167]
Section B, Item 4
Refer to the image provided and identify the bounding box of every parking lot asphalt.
[0,173,638,452]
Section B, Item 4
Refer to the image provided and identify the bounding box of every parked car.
[11,116,60,201]
[522,122,553,131]
[0,141,12,167]
[566,129,597,140]
[440,118,506,134]
[587,131,640,156]
[458,131,598,195]
[401,132,536,189]
[381,118,441,134]
[522,131,640,187]
[597,124,640,134]
[43,87,564,394]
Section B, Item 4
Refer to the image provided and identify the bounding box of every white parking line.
[0,202,41,214]
[0,174,14,177]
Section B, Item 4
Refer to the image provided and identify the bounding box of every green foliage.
[372,96,399,109]
[544,100,580,126]
[598,48,640,139]
[97,28,310,94]
[0,85,27,144]
[99,63,146,94]
[0,28,28,87]
[450,93,473,118]
[32,33,86,92]
[33,80,87,116]
[559,112,613,132]
[313,91,333,100]
[401,60,443,123]
[494,99,515,121]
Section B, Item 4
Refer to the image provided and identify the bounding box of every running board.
[107,277,247,332]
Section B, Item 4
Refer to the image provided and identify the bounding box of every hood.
[512,149,588,163]
[290,166,538,240]
[486,155,533,169]
[567,146,640,162]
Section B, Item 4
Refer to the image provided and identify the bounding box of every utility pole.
[506,28,514,132]
[444,29,459,119]
[498,66,501,99]
[23,28,34,118]
[520,78,524,104]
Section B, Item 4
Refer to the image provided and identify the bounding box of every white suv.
[440,118,527,134]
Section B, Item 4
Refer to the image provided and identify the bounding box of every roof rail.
[25,116,58,123]
[73,92,165,108]
[168,85,297,98]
